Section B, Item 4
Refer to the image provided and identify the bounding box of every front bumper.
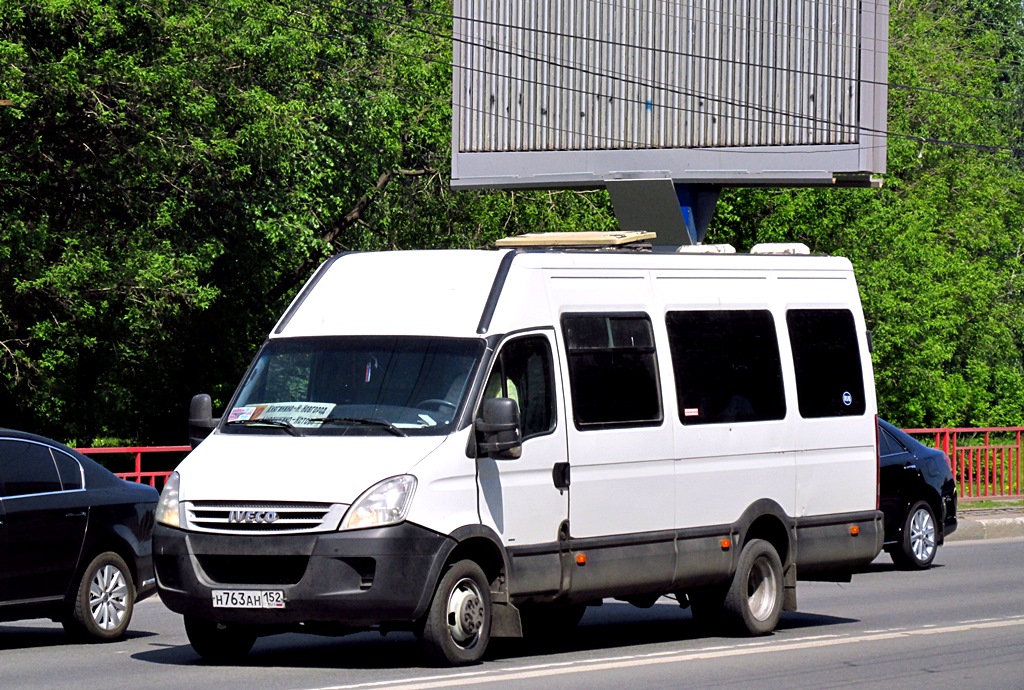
[154,522,453,627]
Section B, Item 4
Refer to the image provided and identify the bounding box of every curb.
[945,510,1024,542]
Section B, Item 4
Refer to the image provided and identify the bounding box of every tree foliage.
[2,0,1024,442]
[0,0,613,444]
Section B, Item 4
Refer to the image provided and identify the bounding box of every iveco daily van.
[154,232,883,665]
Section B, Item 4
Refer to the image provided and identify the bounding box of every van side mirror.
[476,397,522,460]
[189,393,221,449]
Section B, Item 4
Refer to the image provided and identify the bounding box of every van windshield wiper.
[225,419,302,437]
[312,417,407,437]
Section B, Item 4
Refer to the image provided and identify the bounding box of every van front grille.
[183,501,346,534]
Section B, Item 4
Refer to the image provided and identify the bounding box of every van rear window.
[666,310,786,425]
[787,309,866,418]
[561,313,662,429]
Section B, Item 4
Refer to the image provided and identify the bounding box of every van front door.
[476,331,569,597]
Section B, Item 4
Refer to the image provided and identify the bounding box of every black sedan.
[878,418,958,569]
[0,429,159,640]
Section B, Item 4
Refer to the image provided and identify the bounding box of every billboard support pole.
[675,184,722,246]
[606,178,721,247]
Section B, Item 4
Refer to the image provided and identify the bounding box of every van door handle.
[552,462,570,490]
[66,511,87,518]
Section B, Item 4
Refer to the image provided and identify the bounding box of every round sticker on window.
[842,391,853,406]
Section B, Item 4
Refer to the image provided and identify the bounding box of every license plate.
[212,589,285,609]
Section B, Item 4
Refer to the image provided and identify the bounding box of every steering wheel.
[416,399,457,411]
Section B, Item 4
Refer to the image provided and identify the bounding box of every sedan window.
[0,439,63,497]
[879,427,907,458]
[53,450,85,490]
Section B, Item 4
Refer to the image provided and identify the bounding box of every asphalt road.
[2,538,1022,690]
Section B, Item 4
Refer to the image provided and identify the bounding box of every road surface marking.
[300,616,1024,690]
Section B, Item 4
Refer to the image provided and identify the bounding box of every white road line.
[297,615,1024,690]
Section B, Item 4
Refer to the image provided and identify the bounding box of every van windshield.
[223,336,484,436]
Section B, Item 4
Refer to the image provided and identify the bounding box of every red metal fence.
[904,427,1024,501]
[75,445,188,491]
[80,426,1024,502]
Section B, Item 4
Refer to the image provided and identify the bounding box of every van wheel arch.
[735,500,795,567]
[444,525,511,593]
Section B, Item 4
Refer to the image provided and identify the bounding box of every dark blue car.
[878,419,958,569]
[0,429,159,640]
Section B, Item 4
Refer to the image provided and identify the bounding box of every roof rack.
[750,243,811,255]
[676,244,736,254]
[494,231,657,248]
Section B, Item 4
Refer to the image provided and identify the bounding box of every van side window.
[787,309,866,418]
[666,310,786,425]
[485,336,556,440]
[561,313,662,429]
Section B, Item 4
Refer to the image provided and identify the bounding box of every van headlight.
[340,475,417,530]
[156,471,182,527]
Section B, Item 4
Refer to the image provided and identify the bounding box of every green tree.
[0,0,615,444]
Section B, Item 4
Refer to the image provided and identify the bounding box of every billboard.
[451,0,888,190]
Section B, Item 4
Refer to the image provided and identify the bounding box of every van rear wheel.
[419,560,491,666]
[723,539,783,636]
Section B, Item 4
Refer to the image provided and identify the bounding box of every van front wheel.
[419,560,491,666]
[723,539,783,636]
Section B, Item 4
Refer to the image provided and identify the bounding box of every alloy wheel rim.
[910,508,936,563]
[89,564,129,630]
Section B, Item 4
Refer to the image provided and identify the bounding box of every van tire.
[722,539,783,636]
[184,616,256,663]
[891,501,937,570]
[420,560,491,666]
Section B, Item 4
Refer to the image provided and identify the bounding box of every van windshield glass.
[223,336,484,436]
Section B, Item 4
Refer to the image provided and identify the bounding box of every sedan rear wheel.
[892,501,937,570]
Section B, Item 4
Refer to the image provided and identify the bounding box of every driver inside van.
[484,364,519,404]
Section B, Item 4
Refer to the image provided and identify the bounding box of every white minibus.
[154,233,883,665]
